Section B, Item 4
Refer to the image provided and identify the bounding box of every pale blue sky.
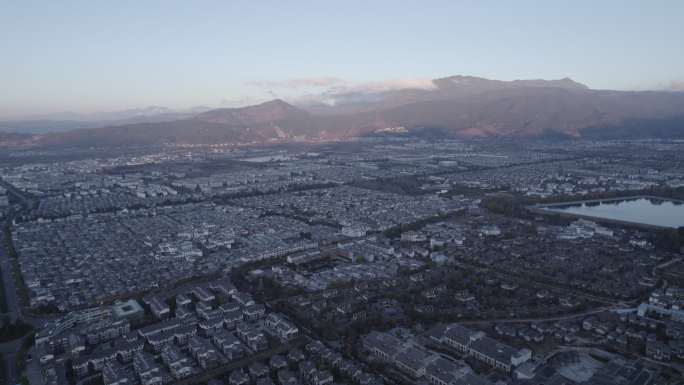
[1,0,683,117]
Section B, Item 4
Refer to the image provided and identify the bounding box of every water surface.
[542,197,684,228]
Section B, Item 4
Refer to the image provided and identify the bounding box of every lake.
[537,197,684,229]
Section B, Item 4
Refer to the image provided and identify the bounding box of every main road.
[1,220,46,385]
[0,229,21,321]
[1,230,22,385]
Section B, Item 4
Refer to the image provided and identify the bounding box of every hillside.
[2,76,684,148]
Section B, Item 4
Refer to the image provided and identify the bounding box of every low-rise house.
[161,346,193,380]
[229,370,250,385]
[213,331,245,360]
[188,336,221,369]
[434,324,531,372]
[288,348,306,363]
[363,331,436,379]
[176,294,192,308]
[645,340,672,361]
[102,362,132,385]
[146,330,175,352]
[424,357,471,385]
[243,304,267,320]
[232,292,255,307]
[113,338,144,362]
[236,323,268,352]
[198,315,225,336]
[133,353,164,385]
[173,325,197,345]
[442,324,485,354]
[299,361,317,382]
[224,309,244,329]
[138,318,180,339]
[312,370,334,385]
[469,336,531,372]
[266,313,300,341]
[257,378,276,385]
[192,285,216,303]
[210,278,237,297]
[270,355,288,371]
[144,297,170,319]
[278,369,299,385]
[249,362,270,378]
[85,319,130,345]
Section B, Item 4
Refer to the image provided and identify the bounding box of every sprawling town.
[2,138,684,385]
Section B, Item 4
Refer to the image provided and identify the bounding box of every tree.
[654,228,683,252]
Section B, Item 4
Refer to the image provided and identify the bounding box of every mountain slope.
[301,75,590,115]
[3,76,684,148]
[22,100,319,148]
[194,99,309,125]
[372,87,684,138]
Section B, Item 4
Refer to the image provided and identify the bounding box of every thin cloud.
[293,78,437,105]
[668,80,684,91]
[247,77,437,106]
[218,97,263,107]
[343,78,436,93]
[248,77,436,93]
[247,77,346,89]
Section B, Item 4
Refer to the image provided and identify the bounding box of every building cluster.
[427,324,531,373]
[7,139,684,385]
[556,219,614,240]
[0,185,8,207]
[448,211,661,300]
[274,261,398,292]
[12,203,316,311]
[35,278,300,385]
[363,329,494,384]
[230,186,465,237]
[438,151,684,198]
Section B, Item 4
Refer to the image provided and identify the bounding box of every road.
[1,219,41,385]
[458,305,619,326]
[0,338,24,385]
[652,257,682,277]
[0,179,35,211]
[0,222,49,327]
[0,233,21,322]
[1,222,22,385]
[0,215,60,385]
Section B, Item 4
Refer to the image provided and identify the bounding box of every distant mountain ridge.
[194,99,309,125]
[301,75,590,115]
[2,75,684,148]
[0,106,213,134]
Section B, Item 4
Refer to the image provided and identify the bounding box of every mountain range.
[0,105,214,135]
[2,75,684,148]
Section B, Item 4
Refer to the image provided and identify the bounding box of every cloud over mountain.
[247,77,347,89]
[668,81,684,91]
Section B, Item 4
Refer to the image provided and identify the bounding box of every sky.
[1,0,683,117]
